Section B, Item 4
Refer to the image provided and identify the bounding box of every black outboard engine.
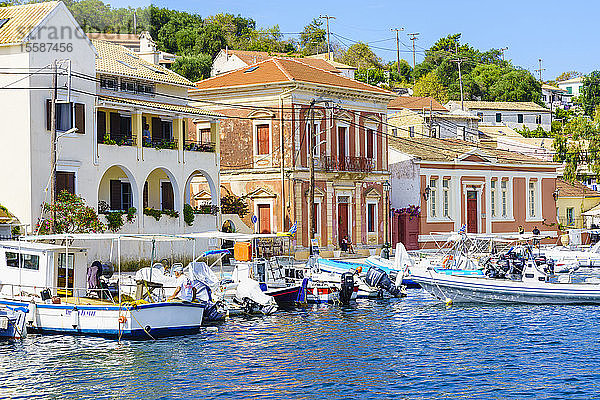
[339,272,355,305]
[365,266,400,297]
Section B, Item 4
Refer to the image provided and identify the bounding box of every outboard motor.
[339,272,355,305]
[365,266,401,297]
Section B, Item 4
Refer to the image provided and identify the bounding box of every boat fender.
[442,255,453,268]
[27,302,36,325]
[118,315,127,324]
[445,298,453,307]
[71,306,79,329]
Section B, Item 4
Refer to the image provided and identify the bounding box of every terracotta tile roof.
[557,178,600,198]
[447,100,550,112]
[87,32,139,48]
[388,96,447,111]
[389,136,553,165]
[98,95,222,117]
[194,57,393,96]
[227,49,295,65]
[0,1,58,44]
[93,39,192,87]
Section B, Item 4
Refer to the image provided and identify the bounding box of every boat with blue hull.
[0,236,206,340]
[0,305,27,339]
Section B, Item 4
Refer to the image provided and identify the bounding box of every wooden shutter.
[110,180,122,211]
[161,182,174,210]
[152,117,162,141]
[74,103,85,134]
[143,181,148,209]
[366,129,374,159]
[110,112,120,135]
[256,124,270,155]
[338,127,346,159]
[46,99,52,131]
[97,111,106,143]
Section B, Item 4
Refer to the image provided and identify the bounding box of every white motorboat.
[0,235,205,339]
[544,242,600,271]
[411,245,600,305]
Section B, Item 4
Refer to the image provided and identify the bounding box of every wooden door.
[258,204,271,233]
[161,181,174,210]
[338,203,349,245]
[467,191,478,233]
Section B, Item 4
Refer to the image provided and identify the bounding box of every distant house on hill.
[210,49,356,79]
[387,96,479,141]
[446,100,551,132]
[87,31,176,67]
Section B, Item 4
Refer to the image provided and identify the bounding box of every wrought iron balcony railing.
[321,155,375,172]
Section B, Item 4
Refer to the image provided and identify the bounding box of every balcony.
[142,137,178,150]
[183,139,216,153]
[321,155,375,173]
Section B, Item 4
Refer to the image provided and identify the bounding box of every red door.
[338,203,349,245]
[466,191,478,233]
[258,204,271,234]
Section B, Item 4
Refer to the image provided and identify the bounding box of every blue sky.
[112,0,595,79]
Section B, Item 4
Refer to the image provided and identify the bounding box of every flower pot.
[368,248,376,256]
[333,250,342,258]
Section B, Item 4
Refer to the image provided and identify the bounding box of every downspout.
[278,84,298,232]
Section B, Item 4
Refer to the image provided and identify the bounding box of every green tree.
[37,191,105,234]
[171,53,212,82]
[221,195,249,217]
[489,69,542,103]
[339,42,382,70]
[580,71,600,116]
[413,71,448,103]
[300,18,326,55]
[195,23,227,57]
[556,71,581,82]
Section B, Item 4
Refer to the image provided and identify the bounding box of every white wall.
[470,109,551,132]
[210,51,248,77]
[389,151,420,209]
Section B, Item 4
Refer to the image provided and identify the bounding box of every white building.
[541,84,572,110]
[446,100,551,132]
[557,76,584,97]
[210,49,356,79]
[0,2,221,257]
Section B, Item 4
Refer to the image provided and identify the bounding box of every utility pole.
[500,46,508,61]
[49,60,57,233]
[535,58,545,83]
[450,42,465,111]
[407,32,419,81]
[308,100,316,252]
[319,15,336,60]
[390,27,404,76]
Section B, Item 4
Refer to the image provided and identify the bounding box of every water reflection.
[1,291,600,399]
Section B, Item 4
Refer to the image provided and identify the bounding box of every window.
[110,180,132,211]
[566,86,572,94]
[338,126,348,159]
[535,115,542,125]
[6,252,39,270]
[528,181,536,218]
[122,181,133,211]
[456,126,465,140]
[161,120,172,140]
[58,253,74,270]
[408,126,415,138]
[200,128,211,143]
[518,114,523,123]
[490,180,497,217]
[431,127,438,138]
[495,113,502,123]
[366,129,374,159]
[100,76,118,90]
[120,115,132,136]
[442,179,450,218]
[313,202,321,235]
[56,171,75,196]
[256,124,270,155]
[429,178,437,218]
[392,128,397,136]
[501,180,508,218]
[367,202,377,233]
[306,123,320,159]
[566,207,574,226]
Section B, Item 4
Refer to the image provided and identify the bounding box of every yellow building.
[556,179,600,229]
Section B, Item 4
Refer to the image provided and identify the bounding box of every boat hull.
[411,269,600,305]
[265,285,303,306]
[0,299,204,339]
[0,306,27,339]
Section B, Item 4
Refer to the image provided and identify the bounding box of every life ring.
[442,255,453,268]
[118,315,127,324]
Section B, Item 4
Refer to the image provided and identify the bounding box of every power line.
[319,15,336,60]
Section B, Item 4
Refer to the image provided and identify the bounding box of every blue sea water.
[1,290,600,400]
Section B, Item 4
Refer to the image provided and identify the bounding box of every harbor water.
[2,290,600,399]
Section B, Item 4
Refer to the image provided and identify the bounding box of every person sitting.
[532,226,540,236]
[168,265,195,302]
[142,124,151,145]
[346,236,355,254]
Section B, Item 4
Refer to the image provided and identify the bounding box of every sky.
[112,0,596,79]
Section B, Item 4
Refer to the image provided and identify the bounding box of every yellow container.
[234,242,252,261]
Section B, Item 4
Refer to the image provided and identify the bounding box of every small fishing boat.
[0,305,28,339]
[412,243,600,305]
[0,236,206,339]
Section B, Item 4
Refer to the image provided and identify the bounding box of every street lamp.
[382,180,391,259]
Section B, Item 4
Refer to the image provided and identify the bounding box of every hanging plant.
[392,205,421,220]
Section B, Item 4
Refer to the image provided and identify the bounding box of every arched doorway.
[143,168,179,212]
[97,165,138,212]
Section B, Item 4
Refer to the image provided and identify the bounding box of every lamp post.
[382,180,391,259]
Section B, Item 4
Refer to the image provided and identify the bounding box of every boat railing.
[0,283,118,305]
